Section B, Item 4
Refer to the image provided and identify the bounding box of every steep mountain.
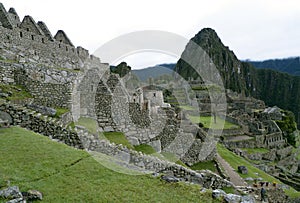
[132,63,175,81]
[248,57,300,76]
[175,28,300,127]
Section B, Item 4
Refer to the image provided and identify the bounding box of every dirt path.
[216,154,248,187]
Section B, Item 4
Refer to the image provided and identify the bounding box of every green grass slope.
[217,144,300,198]
[0,127,218,202]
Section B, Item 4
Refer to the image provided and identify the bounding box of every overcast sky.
[1,0,300,69]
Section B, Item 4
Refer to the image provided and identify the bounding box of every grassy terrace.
[217,144,300,198]
[189,115,240,130]
[103,131,134,150]
[190,161,218,173]
[75,117,98,134]
[241,148,270,154]
[54,108,69,118]
[0,127,219,202]
[0,84,32,102]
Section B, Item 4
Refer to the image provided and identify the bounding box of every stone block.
[238,166,248,174]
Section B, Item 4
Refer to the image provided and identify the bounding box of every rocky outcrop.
[0,186,42,202]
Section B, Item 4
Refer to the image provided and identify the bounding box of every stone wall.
[76,126,233,189]
[0,62,77,108]
[93,74,216,164]
[0,16,101,71]
[0,101,233,190]
[0,103,83,149]
[0,61,15,84]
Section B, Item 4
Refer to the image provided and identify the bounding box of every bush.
[276,110,297,146]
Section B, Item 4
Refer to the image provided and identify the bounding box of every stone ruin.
[0,2,215,165]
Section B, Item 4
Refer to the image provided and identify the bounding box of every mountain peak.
[191,28,223,48]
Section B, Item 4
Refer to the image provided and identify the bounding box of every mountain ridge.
[132,63,175,81]
[175,28,300,126]
[248,57,300,76]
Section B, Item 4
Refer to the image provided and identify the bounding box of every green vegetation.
[103,131,134,150]
[75,117,98,134]
[134,144,156,154]
[189,115,239,130]
[191,86,207,91]
[241,148,269,154]
[190,161,218,173]
[0,84,32,102]
[110,62,131,78]
[276,110,298,146]
[221,187,236,194]
[53,108,69,118]
[217,143,300,198]
[0,126,218,202]
[292,148,300,161]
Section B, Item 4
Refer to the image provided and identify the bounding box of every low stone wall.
[76,126,233,189]
[0,103,83,149]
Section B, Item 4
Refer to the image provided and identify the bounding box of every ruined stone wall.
[0,26,101,70]
[0,103,83,149]
[77,126,233,189]
[0,62,78,108]
[93,74,215,164]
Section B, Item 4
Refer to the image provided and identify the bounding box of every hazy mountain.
[248,57,300,76]
[132,63,175,81]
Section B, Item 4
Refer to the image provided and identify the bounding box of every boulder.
[27,104,56,116]
[224,194,241,203]
[161,175,180,183]
[0,186,22,199]
[241,195,255,203]
[212,189,226,199]
[6,198,25,203]
[26,189,43,200]
[0,111,12,124]
[244,177,254,182]
[238,166,248,174]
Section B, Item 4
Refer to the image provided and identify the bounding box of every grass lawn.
[189,116,239,130]
[241,148,269,154]
[217,143,300,198]
[134,144,156,154]
[103,131,134,150]
[0,127,219,203]
[54,108,69,118]
[190,161,218,173]
[75,117,98,134]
